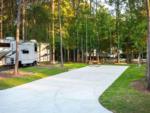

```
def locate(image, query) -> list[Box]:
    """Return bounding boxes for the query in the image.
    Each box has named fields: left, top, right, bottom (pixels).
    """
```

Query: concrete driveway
left=0, top=65, right=128, bottom=113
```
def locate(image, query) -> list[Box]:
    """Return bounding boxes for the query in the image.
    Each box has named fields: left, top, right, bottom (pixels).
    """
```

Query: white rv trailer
left=0, top=37, right=37, bottom=66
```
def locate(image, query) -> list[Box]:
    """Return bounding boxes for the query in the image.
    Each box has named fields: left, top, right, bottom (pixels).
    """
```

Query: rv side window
left=0, top=43, right=10, bottom=47
left=34, top=44, right=37, bottom=52
left=22, top=50, right=29, bottom=54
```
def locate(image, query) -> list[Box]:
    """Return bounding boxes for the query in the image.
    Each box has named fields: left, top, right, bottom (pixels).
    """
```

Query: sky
left=92, top=0, right=115, bottom=14
left=97, top=0, right=126, bottom=15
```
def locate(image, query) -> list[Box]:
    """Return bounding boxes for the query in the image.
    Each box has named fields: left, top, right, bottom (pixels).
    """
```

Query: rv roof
left=6, top=37, right=15, bottom=40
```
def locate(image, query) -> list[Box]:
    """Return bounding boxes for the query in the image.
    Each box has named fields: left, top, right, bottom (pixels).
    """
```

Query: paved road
left=0, top=65, right=128, bottom=113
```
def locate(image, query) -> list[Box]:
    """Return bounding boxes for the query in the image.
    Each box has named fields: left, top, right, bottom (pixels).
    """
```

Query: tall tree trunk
left=146, top=0, right=150, bottom=90
left=67, top=48, right=70, bottom=62
left=48, top=42, right=51, bottom=62
left=51, top=0, right=55, bottom=64
left=77, top=49, right=80, bottom=62
left=58, top=0, right=64, bottom=68
left=22, top=0, right=25, bottom=41
left=39, top=43, right=41, bottom=62
left=81, top=43, right=84, bottom=63
left=85, top=16, right=88, bottom=63
left=0, top=0, right=3, bottom=39
left=116, top=0, right=120, bottom=63
left=14, top=0, right=22, bottom=75
left=73, top=49, right=76, bottom=62
left=80, top=32, right=83, bottom=62
left=76, top=28, right=80, bottom=62
left=138, top=52, right=141, bottom=67
left=74, top=0, right=81, bottom=63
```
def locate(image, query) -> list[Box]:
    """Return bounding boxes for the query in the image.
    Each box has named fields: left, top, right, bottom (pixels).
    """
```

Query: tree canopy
left=0, top=0, right=147, bottom=63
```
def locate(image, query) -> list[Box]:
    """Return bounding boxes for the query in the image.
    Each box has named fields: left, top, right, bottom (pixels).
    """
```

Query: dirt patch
left=0, top=70, right=34, bottom=79
left=132, top=79, right=150, bottom=94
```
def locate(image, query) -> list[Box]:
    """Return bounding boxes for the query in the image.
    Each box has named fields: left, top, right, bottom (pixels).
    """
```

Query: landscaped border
left=99, top=64, right=150, bottom=113
left=0, top=63, right=87, bottom=90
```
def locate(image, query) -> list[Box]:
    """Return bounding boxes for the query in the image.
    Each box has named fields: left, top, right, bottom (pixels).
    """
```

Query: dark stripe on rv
left=0, top=43, right=10, bottom=47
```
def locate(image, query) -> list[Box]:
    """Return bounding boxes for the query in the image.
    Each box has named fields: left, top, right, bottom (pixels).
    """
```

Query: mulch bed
left=0, top=70, right=34, bottom=79
left=132, top=79, right=150, bottom=94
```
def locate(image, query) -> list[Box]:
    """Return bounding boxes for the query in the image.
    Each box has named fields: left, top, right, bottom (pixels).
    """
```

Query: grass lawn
left=100, top=65, right=150, bottom=113
left=64, top=62, right=88, bottom=69
left=0, top=63, right=87, bottom=90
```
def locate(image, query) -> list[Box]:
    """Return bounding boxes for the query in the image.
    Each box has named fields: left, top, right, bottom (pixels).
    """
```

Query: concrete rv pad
left=0, top=65, right=128, bottom=113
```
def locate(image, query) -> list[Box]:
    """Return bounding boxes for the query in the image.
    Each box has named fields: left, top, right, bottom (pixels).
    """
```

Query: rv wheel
left=33, top=61, right=37, bottom=66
